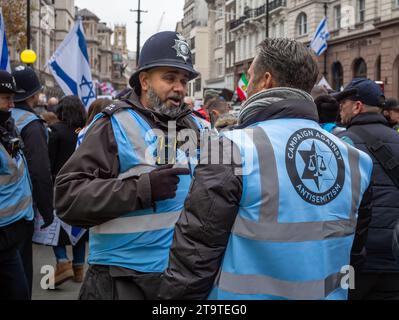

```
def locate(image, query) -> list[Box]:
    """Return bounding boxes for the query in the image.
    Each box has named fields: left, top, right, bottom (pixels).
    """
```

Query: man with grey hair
left=159, top=38, right=373, bottom=300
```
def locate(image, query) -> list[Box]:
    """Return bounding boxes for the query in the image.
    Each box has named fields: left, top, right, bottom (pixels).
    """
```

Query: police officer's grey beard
left=147, top=87, right=183, bottom=119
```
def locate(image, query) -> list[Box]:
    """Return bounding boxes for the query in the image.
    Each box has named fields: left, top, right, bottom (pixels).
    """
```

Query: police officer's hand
left=40, top=215, right=54, bottom=230
left=149, top=164, right=190, bottom=202
left=314, top=95, right=340, bottom=124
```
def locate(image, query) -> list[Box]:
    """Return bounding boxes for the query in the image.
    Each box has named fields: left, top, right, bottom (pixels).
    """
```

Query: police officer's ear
left=139, top=71, right=151, bottom=92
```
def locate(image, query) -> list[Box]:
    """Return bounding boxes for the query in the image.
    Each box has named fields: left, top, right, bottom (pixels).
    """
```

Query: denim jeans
left=53, top=240, right=86, bottom=266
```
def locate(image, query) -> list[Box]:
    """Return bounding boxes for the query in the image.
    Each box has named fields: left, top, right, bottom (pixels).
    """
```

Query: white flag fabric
left=48, top=18, right=96, bottom=108
left=0, top=9, right=11, bottom=73
left=310, top=17, right=330, bottom=56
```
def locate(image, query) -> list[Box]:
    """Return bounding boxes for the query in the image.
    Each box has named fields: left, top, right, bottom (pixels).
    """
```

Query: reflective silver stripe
left=0, top=149, right=25, bottom=185
left=216, top=271, right=345, bottom=299
left=347, top=146, right=361, bottom=219
left=251, top=127, right=279, bottom=223
left=114, top=110, right=155, bottom=165
left=232, top=215, right=356, bottom=242
left=15, top=111, right=33, bottom=129
left=118, top=165, right=155, bottom=180
left=0, top=196, right=32, bottom=218
left=91, top=211, right=181, bottom=234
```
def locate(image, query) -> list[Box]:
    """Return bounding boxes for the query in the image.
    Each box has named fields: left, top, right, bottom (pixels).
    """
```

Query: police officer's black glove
left=149, top=164, right=190, bottom=202
left=314, top=95, right=340, bottom=124
left=40, top=214, right=54, bottom=230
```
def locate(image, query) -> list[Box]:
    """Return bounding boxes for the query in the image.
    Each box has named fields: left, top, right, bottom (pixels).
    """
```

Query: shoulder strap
left=350, top=126, right=399, bottom=188
left=102, top=100, right=132, bottom=117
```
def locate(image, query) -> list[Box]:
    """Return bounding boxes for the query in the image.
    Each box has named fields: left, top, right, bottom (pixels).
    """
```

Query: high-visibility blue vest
left=208, top=119, right=373, bottom=300
left=89, top=109, right=200, bottom=272
left=11, top=107, right=40, bottom=135
left=0, top=142, right=34, bottom=228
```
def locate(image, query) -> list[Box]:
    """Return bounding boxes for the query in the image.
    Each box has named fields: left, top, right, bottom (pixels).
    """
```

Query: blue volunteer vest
left=11, top=107, right=40, bottom=135
left=208, top=119, right=373, bottom=300
left=0, top=143, right=34, bottom=228
left=89, top=109, right=199, bottom=272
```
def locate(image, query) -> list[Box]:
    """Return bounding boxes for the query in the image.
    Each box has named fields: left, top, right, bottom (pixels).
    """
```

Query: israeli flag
left=48, top=18, right=96, bottom=108
left=0, top=8, right=11, bottom=72
left=310, top=17, right=330, bottom=56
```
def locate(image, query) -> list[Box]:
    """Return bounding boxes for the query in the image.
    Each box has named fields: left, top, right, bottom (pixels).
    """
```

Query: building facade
left=183, top=0, right=209, bottom=100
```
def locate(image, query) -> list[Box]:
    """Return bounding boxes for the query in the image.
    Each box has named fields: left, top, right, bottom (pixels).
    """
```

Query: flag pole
left=323, top=2, right=328, bottom=77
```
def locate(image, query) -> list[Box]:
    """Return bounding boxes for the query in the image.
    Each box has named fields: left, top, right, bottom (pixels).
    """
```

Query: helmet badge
left=172, top=34, right=191, bottom=62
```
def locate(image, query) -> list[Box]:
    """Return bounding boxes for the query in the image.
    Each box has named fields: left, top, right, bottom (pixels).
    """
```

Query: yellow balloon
left=20, top=49, right=37, bottom=64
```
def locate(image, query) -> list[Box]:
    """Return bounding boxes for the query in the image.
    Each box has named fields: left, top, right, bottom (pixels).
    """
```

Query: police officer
left=159, top=38, right=373, bottom=300
left=382, top=98, right=399, bottom=132
left=55, top=31, right=206, bottom=300
left=11, top=66, right=54, bottom=297
left=0, top=70, right=34, bottom=300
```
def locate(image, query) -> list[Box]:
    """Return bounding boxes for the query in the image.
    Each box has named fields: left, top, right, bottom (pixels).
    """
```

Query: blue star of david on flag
left=310, top=17, right=330, bottom=56
left=47, top=17, right=96, bottom=109
left=80, top=76, right=96, bottom=106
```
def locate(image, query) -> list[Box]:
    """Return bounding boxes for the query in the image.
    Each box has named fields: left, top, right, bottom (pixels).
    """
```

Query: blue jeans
left=53, top=240, right=86, bottom=266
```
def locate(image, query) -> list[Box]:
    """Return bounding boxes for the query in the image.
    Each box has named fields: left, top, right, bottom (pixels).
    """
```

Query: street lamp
left=130, top=0, right=148, bottom=67
left=27, top=0, right=31, bottom=49
left=20, top=49, right=37, bottom=66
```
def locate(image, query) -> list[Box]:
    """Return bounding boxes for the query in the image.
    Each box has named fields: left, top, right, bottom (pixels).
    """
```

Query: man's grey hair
left=253, top=38, right=319, bottom=93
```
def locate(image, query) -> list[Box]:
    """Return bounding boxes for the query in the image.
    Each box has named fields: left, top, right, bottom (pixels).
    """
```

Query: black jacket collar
left=347, top=112, right=389, bottom=129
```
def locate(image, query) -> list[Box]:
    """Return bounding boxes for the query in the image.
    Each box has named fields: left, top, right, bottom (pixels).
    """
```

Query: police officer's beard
left=147, top=87, right=184, bottom=119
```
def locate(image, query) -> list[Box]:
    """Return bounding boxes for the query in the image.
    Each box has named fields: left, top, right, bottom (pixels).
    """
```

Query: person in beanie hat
left=0, top=70, right=34, bottom=300
left=10, top=66, right=54, bottom=297
left=55, top=31, right=207, bottom=300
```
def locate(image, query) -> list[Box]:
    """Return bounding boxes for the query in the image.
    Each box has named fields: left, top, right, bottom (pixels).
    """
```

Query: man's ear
left=139, top=72, right=150, bottom=91
left=353, top=101, right=363, bottom=115
left=258, top=72, right=275, bottom=90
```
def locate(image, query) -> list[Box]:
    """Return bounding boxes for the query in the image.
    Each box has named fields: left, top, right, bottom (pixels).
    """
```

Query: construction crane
left=156, top=11, right=166, bottom=32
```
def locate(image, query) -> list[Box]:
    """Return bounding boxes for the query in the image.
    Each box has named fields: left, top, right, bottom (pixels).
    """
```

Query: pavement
left=32, top=244, right=88, bottom=300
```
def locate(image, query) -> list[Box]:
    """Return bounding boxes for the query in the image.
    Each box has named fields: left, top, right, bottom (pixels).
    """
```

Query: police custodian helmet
left=0, top=70, right=17, bottom=94
left=129, top=31, right=199, bottom=90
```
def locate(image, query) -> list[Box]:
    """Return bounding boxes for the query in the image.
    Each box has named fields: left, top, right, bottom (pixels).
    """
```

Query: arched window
left=332, top=61, right=344, bottom=91
left=297, top=13, right=308, bottom=36
left=353, top=58, right=367, bottom=78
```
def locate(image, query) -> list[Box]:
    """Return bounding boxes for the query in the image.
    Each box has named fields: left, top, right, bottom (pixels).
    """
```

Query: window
left=216, top=30, right=223, bottom=47
left=353, top=58, right=367, bottom=78
left=332, top=62, right=344, bottom=91
left=217, top=58, right=223, bottom=76
left=216, top=6, right=223, bottom=19
left=357, top=0, right=365, bottom=23
left=279, top=21, right=285, bottom=37
left=334, top=5, right=341, bottom=29
left=297, top=13, right=308, bottom=36
left=195, top=78, right=201, bottom=92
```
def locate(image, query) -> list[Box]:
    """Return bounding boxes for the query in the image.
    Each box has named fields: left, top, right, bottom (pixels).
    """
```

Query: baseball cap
left=333, top=78, right=385, bottom=107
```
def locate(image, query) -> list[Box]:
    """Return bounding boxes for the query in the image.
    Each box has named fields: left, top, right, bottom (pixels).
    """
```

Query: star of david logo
left=299, top=141, right=335, bottom=191
left=79, top=76, right=96, bottom=106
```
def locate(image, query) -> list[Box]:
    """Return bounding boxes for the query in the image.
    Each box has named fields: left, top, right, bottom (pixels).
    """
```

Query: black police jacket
left=13, top=104, right=54, bottom=226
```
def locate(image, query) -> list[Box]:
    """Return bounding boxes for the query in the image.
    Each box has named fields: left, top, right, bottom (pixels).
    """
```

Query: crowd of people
left=1, top=30, right=399, bottom=300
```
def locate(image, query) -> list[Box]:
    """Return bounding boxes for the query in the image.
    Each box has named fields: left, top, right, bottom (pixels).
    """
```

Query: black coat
left=13, top=104, right=54, bottom=226
left=48, top=122, right=87, bottom=246
left=48, top=122, right=78, bottom=179
left=338, top=112, right=399, bottom=273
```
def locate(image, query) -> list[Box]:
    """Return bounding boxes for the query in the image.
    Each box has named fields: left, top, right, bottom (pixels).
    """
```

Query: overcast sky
left=74, top=0, right=185, bottom=51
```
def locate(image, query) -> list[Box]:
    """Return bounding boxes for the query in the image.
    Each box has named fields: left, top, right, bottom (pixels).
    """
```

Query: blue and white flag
left=48, top=18, right=96, bottom=108
left=0, top=8, right=11, bottom=72
left=310, top=17, right=330, bottom=56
